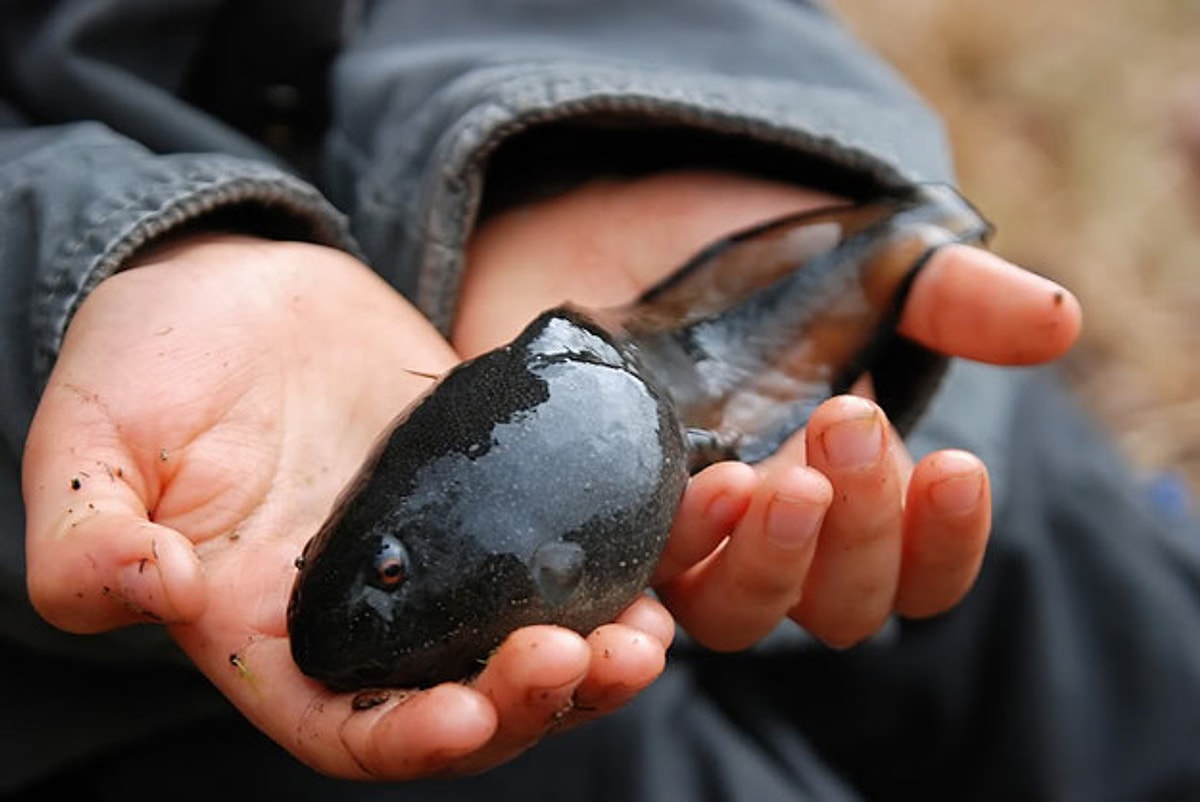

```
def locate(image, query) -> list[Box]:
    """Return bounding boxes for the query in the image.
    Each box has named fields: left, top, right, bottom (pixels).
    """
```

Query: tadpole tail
left=610, top=183, right=993, bottom=473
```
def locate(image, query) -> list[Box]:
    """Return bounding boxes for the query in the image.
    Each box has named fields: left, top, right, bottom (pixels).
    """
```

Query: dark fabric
left=9, top=371, right=1200, bottom=802
left=8, top=659, right=858, bottom=802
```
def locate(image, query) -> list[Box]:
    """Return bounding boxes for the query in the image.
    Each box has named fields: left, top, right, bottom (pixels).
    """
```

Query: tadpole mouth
left=290, top=625, right=488, bottom=691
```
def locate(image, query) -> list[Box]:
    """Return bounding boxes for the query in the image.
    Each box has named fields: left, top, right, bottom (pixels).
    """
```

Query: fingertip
left=573, top=623, right=667, bottom=714
left=905, top=245, right=1083, bottom=365
left=1002, top=265, right=1083, bottom=360
left=588, top=623, right=668, bottom=677
left=805, top=395, right=888, bottom=475
left=689, top=461, right=759, bottom=518
left=1045, top=284, right=1084, bottom=355
left=483, top=625, right=591, bottom=692
left=916, top=449, right=990, bottom=519
left=613, top=593, right=677, bottom=649
left=351, top=683, right=499, bottom=778
left=806, top=394, right=882, bottom=432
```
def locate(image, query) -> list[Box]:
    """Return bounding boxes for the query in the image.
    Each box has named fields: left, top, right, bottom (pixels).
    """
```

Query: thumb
left=23, top=427, right=206, bottom=635
left=26, top=509, right=206, bottom=633
left=28, top=513, right=206, bottom=633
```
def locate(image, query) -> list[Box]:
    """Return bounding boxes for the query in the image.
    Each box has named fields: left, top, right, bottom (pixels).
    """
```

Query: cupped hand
left=21, top=235, right=672, bottom=779
left=456, top=169, right=1082, bottom=651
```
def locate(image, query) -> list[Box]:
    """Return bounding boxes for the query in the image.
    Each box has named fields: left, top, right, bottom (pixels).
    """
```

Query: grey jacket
left=2, top=1, right=1198, bottom=799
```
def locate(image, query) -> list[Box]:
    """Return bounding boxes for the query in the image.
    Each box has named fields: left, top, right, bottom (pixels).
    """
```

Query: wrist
left=122, top=231, right=278, bottom=271
left=456, top=169, right=840, bottom=354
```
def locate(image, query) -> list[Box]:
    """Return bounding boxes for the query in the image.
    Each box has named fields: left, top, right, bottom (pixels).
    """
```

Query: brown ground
left=830, top=0, right=1200, bottom=495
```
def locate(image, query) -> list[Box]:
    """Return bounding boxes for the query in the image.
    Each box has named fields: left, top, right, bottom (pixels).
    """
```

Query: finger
left=337, top=683, right=497, bottom=780
left=894, top=449, right=992, bottom=618
left=23, top=434, right=205, bottom=631
left=790, top=395, right=905, bottom=648
left=652, top=460, right=757, bottom=585
left=565, top=621, right=669, bottom=728
left=612, top=593, right=677, bottom=650
left=449, top=626, right=590, bottom=773
left=26, top=513, right=205, bottom=632
left=658, top=464, right=832, bottom=651
left=184, top=634, right=498, bottom=781
left=900, top=245, right=1082, bottom=364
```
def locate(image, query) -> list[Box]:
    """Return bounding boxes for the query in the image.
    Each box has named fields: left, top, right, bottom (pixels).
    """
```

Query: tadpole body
left=287, top=184, right=992, bottom=691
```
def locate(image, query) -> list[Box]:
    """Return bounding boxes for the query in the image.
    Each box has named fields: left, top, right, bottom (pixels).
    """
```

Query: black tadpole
left=287, top=183, right=992, bottom=691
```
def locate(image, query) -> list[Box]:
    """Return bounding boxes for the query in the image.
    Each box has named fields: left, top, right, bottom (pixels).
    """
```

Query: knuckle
left=728, top=563, right=804, bottom=610
left=825, top=503, right=898, bottom=549
left=689, top=620, right=767, bottom=653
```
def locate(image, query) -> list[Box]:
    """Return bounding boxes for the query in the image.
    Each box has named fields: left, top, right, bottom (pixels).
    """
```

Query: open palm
left=22, top=236, right=672, bottom=779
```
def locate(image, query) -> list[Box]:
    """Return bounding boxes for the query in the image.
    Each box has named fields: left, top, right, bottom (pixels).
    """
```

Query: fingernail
left=766, top=493, right=824, bottom=551
left=705, top=492, right=747, bottom=531
left=820, top=405, right=884, bottom=471
left=929, top=471, right=984, bottom=516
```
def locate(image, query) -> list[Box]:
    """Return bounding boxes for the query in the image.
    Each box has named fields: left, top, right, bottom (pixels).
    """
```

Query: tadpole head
left=287, top=515, right=425, bottom=690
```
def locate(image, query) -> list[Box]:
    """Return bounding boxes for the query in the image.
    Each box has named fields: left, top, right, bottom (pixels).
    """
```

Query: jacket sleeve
left=0, top=0, right=360, bottom=423
left=0, top=121, right=361, bottom=655
left=321, top=0, right=957, bottom=333
left=0, top=0, right=359, bottom=657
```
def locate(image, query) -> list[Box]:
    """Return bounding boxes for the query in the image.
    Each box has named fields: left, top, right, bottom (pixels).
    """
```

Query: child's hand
left=22, top=235, right=673, bottom=779
left=456, top=169, right=1081, bottom=652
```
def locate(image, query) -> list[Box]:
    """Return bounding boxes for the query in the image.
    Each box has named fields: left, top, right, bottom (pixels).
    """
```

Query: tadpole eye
left=371, top=534, right=410, bottom=589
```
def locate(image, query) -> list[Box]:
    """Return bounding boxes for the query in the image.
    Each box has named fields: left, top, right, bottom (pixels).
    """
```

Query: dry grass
left=830, top=0, right=1200, bottom=493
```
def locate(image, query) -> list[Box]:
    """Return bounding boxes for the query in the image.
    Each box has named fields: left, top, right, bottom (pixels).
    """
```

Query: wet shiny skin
left=287, top=184, right=992, bottom=690
left=288, top=311, right=688, bottom=690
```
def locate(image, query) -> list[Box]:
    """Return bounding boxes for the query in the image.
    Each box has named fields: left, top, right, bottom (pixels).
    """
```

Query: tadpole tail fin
left=618, top=184, right=992, bottom=473
left=625, top=198, right=887, bottom=333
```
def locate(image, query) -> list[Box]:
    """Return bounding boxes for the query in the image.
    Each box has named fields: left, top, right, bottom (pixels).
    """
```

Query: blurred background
left=830, top=0, right=1200, bottom=507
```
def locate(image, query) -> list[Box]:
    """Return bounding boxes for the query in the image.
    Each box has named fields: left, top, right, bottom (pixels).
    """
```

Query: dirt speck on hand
left=351, top=689, right=399, bottom=711
left=230, top=652, right=254, bottom=682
